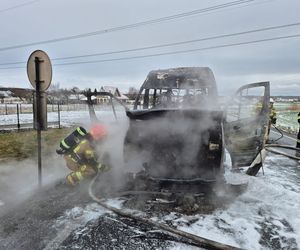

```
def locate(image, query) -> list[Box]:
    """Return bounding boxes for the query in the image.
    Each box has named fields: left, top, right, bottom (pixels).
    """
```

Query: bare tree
left=71, top=86, right=81, bottom=101
left=127, top=87, right=139, bottom=100
left=60, top=88, right=72, bottom=104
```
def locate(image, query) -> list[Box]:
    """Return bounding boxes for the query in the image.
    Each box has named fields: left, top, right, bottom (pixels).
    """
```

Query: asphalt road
left=0, top=181, right=91, bottom=250
left=0, top=177, right=194, bottom=250
left=269, top=127, right=299, bottom=157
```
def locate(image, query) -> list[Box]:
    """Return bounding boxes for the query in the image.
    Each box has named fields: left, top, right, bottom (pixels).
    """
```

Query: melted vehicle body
left=123, top=67, right=270, bottom=182
left=124, top=67, right=224, bottom=182
left=84, top=68, right=270, bottom=188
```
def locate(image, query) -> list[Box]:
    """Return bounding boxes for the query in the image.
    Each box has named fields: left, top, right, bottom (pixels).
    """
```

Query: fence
left=0, top=104, right=64, bottom=131
left=0, top=102, right=127, bottom=131
left=2, top=102, right=298, bottom=132
left=274, top=102, right=300, bottom=112
left=0, top=103, right=90, bottom=115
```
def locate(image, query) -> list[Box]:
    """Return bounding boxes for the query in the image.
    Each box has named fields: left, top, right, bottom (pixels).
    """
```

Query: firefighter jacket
left=270, top=106, right=277, bottom=124
left=254, top=102, right=263, bottom=115
left=64, top=139, right=99, bottom=177
left=297, top=112, right=300, bottom=148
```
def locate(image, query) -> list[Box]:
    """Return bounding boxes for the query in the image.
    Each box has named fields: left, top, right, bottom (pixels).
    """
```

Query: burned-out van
left=124, top=67, right=223, bottom=182
left=83, top=66, right=269, bottom=185
left=123, top=67, right=270, bottom=183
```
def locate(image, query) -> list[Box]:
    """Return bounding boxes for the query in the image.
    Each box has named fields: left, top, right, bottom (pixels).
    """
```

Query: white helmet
left=270, top=98, right=274, bottom=103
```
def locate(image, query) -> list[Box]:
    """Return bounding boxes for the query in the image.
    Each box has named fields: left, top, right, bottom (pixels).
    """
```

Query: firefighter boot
left=66, top=171, right=83, bottom=186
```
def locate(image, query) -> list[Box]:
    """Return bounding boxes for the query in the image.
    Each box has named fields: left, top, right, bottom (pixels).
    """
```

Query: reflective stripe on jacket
left=270, top=107, right=277, bottom=120
left=64, top=139, right=98, bottom=172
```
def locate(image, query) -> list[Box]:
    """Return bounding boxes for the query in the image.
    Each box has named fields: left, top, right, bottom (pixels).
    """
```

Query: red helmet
left=90, top=124, right=107, bottom=140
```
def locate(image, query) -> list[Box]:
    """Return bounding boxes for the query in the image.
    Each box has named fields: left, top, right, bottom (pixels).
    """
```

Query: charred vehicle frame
left=85, top=67, right=270, bottom=192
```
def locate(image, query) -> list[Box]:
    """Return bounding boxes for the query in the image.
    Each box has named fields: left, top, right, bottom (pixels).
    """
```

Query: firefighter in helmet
left=267, top=98, right=277, bottom=138
left=253, top=97, right=263, bottom=116
left=56, top=124, right=110, bottom=186
left=296, top=111, right=300, bottom=157
left=253, top=97, right=277, bottom=142
left=269, top=98, right=277, bottom=125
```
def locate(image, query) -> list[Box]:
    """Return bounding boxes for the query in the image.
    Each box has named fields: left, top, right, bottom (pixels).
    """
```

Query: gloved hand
left=87, top=158, right=99, bottom=167
left=66, top=173, right=78, bottom=186
left=56, top=148, right=65, bottom=155
left=97, top=163, right=111, bottom=173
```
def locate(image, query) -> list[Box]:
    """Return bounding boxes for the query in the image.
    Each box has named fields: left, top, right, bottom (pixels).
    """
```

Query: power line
left=53, top=34, right=300, bottom=65
left=1, top=21, right=300, bottom=66
left=0, top=0, right=255, bottom=52
left=0, top=0, right=41, bottom=14
left=1, top=33, right=300, bottom=70
left=50, top=22, right=300, bottom=60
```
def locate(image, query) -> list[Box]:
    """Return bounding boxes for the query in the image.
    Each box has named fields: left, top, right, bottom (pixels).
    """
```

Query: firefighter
left=56, top=124, right=110, bottom=186
left=253, top=98, right=277, bottom=122
left=297, top=112, right=300, bottom=156
left=269, top=98, right=277, bottom=125
left=254, top=99, right=263, bottom=116
left=267, top=98, right=277, bottom=138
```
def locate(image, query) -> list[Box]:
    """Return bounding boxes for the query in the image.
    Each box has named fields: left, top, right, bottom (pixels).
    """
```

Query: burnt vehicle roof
left=141, top=67, right=217, bottom=96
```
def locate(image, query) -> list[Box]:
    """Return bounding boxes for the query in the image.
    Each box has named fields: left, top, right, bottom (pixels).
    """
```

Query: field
left=275, top=102, right=300, bottom=134
left=0, top=128, right=73, bottom=162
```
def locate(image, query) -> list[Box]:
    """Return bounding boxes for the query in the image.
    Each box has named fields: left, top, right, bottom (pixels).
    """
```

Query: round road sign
left=27, top=50, right=52, bottom=91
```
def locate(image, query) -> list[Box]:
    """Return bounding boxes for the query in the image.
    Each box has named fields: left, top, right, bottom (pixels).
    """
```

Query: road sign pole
left=35, top=56, right=42, bottom=187
left=27, top=50, right=52, bottom=187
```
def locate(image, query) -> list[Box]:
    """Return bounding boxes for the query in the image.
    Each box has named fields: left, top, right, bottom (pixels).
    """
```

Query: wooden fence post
left=17, top=104, right=20, bottom=130
left=58, top=103, right=61, bottom=129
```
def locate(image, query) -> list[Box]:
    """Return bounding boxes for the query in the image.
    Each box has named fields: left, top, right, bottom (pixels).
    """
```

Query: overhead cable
left=52, top=34, right=300, bottom=66
left=1, top=33, right=300, bottom=70
left=0, top=0, right=255, bottom=52
left=1, top=21, right=300, bottom=66
left=0, top=0, right=41, bottom=14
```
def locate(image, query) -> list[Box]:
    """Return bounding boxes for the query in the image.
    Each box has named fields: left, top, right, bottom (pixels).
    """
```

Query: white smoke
left=0, top=154, right=68, bottom=211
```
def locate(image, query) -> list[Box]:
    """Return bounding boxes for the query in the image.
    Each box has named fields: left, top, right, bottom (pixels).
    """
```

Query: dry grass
left=0, top=128, right=73, bottom=161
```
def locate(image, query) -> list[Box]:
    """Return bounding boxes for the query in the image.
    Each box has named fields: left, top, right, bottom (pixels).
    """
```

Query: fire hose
left=88, top=173, right=241, bottom=250
left=265, top=125, right=300, bottom=161
left=265, top=144, right=300, bottom=161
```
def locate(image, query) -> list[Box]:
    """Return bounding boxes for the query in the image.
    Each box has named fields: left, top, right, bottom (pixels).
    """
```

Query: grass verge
left=0, top=128, right=73, bottom=162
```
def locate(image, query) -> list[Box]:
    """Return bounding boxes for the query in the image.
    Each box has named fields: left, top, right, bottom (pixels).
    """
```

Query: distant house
left=0, top=87, right=33, bottom=104
left=68, top=94, right=88, bottom=103
left=274, top=96, right=300, bottom=102
left=79, top=95, right=96, bottom=102
left=98, top=86, right=129, bottom=103
left=0, top=90, right=10, bottom=103
left=0, top=90, right=24, bottom=104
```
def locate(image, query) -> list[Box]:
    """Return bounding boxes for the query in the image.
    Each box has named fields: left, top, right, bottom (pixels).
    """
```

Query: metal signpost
left=27, top=50, right=52, bottom=187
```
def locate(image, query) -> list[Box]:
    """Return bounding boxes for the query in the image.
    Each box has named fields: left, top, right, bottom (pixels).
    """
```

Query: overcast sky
left=0, top=0, right=300, bottom=95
